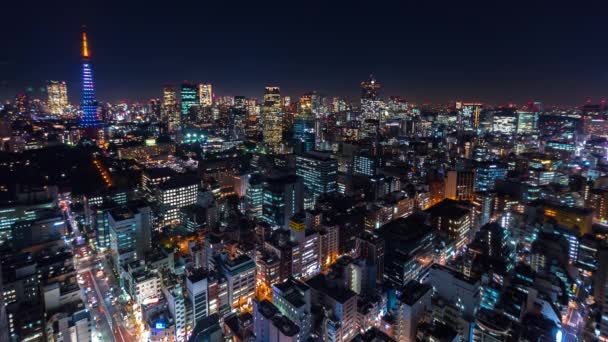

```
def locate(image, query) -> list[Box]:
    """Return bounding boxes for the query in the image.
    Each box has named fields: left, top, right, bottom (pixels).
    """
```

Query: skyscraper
left=361, top=75, right=381, bottom=120
left=46, top=81, right=68, bottom=116
left=79, top=31, right=102, bottom=133
left=295, top=152, right=338, bottom=208
left=181, top=81, right=198, bottom=117
left=262, top=86, right=283, bottom=150
left=294, top=94, right=315, bottom=152
left=163, top=85, right=179, bottom=131
left=15, top=93, right=28, bottom=114
left=198, top=83, right=213, bottom=107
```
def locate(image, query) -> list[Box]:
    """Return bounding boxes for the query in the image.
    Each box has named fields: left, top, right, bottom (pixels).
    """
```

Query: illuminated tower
left=163, top=85, right=179, bottom=131
left=294, top=93, right=315, bottom=152
left=262, top=86, right=283, bottom=150
left=46, top=81, right=68, bottom=116
left=180, top=81, right=198, bottom=117
left=79, top=31, right=101, bottom=133
left=360, top=75, right=381, bottom=120
left=15, top=93, right=28, bottom=114
left=198, top=83, right=213, bottom=107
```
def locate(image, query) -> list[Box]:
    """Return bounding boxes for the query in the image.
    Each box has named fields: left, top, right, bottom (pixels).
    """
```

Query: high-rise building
left=79, top=31, right=102, bottom=133
left=219, top=255, right=256, bottom=310
left=474, top=163, right=507, bottom=192
left=296, top=152, right=338, bottom=209
left=516, top=110, right=538, bottom=134
left=456, top=102, right=483, bottom=130
left=154, top=176, right=199, bottom=227
left=198, top=83, right=213, bottom=107
left=108, top=205, right=152, bottom=267
left=445, top=170, right=475, bottom=201
left=15, top=93, right=28, bottom=114
left=163, top=85, right=179, bottom=131
left=353, top=151, right=379, bottom=177
left=246, top=174, right=264, bottom=218
left=294, top=94, right=316, bottom=152
left=394, top=281, right=433, bottom=342
left=425, top=199, right=472, bottom=250
left=187, top=271, right=209, bottom=324
left=46, top=81, right=68, bottom=116
left=361, top=75, right=381, bottom=120
left=473, top=191, right=495, bottom=227
left=272, top=279, right=312, bottom=340
left=181, top=82, right=198, bottom=117
left=262, top=86, right=283, bottom=150
left=262, top=175, right=304, bottom=229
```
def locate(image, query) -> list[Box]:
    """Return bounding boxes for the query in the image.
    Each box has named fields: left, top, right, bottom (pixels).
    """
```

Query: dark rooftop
left=398, top=280, right=432, bottom=306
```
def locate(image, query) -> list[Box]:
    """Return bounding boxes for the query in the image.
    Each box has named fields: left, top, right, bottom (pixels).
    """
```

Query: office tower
left=0, top=196, right=55, bottom=246
left=198, top=83, right=213, bottom=107
left=288, top=214, right=320, bottom=278
left=181, top=81, right=198, bottom=116
left=361, top=75, right=381, bottom=120
left=163, top=85, right=179, bottom=130
left=318, top=224, right=340, bottom=270
left=262, top=86, right=283, bottom=150
left=149, top=97, right=162, bottom=118
left=91, top=204, right=115, bottom=251
left=492, top=111, right=517, bottom=134
left=353, top=151, right=379, bottom=177
left=187, top=271, right=210, bottom=324
left=394, top=281, right=433, bottom=342
left=355, top=231, right=385, bottom=284
left=46, top=80, right=68, bottom=116
left=154, top=176, right=199, bottom=226
left=516, top=110, right=538, bottom=134
left=15, top=93, right=28, bottom=114
left=474, top=162, right=507, bottom=192
left=108, top=205, right=151, bottom=266
left=272, top=279, right=312, bottom=340
left=378, top=216, right=435, bottom=287
left=456, top=102, right=483, bottom=130
left=428, top=264, right=480, bottom=319
left=255, top=250, right=281, bottom=300
left=471, top=222, right=512, bottom=261
left=246, top=174, right=264, bottom=218
left=164, top=286, right=187, bottom=342
left=296, top=152, right=338, bottom=209
left=254, top=300, right=301, bottom=342
left=587, top=188, right=608, bottom=224
left=473, top=191, right=495, bottom=226
left=445, top=170, right=475, bottom=201
left=219, top=255, right=256, bottom=310
left=79, top=31, right=102, bottom=134
left=425, top=199, right=472, bottom=250
left=264, top=229, right=302, bottom=281
left=262, top=175, right=304, bottom=229
left=306, top=274, right=358, bottom=342
left=294, top=94, right=316, bottom=152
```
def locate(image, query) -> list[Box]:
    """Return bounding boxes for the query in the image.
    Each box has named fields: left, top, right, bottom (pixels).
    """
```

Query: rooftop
left=306, top=273, right=357, bottom=304
left=424, top=199, right=470, bottom=219
left=398, top=280, right=432, bottom=306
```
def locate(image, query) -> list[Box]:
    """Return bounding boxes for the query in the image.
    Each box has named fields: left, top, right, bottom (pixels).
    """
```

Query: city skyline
left=3, top=2, right=608, bottom=105
left=2, top=3, right=608, bottom=341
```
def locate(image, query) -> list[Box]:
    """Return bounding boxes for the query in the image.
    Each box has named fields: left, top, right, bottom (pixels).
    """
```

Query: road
left=66, top=197, right=138, bottom=342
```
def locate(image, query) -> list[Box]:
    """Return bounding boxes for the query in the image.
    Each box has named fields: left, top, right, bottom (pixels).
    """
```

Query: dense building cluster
left=2, top=32, right=608, bottom=342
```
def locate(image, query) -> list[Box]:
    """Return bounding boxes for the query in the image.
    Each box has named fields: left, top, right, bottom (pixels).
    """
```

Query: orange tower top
left=82, top=31, right=89, bottom=58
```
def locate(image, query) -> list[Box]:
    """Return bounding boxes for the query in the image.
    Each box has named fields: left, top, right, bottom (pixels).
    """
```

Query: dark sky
left=2, top=1, right=608, bottom=105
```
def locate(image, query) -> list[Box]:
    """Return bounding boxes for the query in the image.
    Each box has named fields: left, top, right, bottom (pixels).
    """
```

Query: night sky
left=2, top=2, right=608, bottom=105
